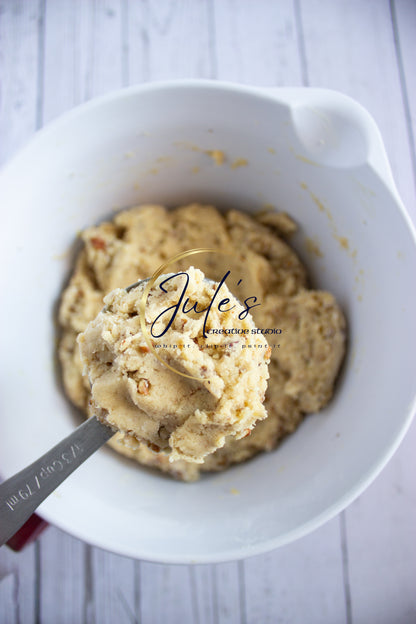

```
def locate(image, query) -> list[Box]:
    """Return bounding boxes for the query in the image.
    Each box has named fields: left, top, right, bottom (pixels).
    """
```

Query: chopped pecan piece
left=137, top=378, right=150, bottom=395
left=90, top=236, right=106, bottom=250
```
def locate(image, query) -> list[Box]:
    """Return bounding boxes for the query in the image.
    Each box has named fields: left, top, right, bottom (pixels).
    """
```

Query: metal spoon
left=0, top=271, right=221, bottom=547
left=0, top=415, right=115, bottom=547
left=0, top=278, right=150, bottom=547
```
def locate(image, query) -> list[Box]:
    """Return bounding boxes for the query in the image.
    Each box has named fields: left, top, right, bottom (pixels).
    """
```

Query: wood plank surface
left=1, top=1, right=415, bottom=623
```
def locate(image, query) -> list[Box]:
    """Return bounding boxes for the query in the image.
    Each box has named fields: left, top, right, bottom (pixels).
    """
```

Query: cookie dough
left=58, top=203, right=346, bottom=480
left=77, top=267, right=270, bottom=463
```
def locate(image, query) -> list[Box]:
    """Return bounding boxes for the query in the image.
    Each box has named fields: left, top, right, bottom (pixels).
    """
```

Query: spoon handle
left=0, top=417, right=114, bottom=547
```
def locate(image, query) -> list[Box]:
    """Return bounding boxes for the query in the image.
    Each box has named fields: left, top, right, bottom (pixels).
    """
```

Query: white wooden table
left=1, top=1, right=415, bottom=622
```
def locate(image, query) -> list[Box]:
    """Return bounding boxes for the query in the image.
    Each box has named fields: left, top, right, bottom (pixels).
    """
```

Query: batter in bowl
left=77, top=267, right=270, bottom=464
left=59, top=204, right=346, bottom=480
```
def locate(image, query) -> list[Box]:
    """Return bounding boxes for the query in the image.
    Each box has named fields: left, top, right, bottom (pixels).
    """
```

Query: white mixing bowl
left=1, top=81, right=416, bottom=563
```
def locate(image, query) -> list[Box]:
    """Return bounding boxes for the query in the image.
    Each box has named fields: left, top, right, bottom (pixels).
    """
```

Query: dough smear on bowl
left=58, top=203, right=346, bottom=481
left=77, top=267, right=270, bottom=464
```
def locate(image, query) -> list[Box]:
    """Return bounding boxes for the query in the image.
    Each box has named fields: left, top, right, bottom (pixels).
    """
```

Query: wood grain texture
left=37, top=529, right=87, bottom=624
left=213, top=0, right=303, bottom=86
left=127, top=0, right=214, bottom=82
left=89, top=547, right=137, bottom=624
left=0, top=0, right=40, bottom=163
left=243, top=517, right=347, bottom=624
left=394, top=0, right=416, bottom=207
left=0, top=542, right=36, bottom=624
left=1, top=1, right=415, bottom=622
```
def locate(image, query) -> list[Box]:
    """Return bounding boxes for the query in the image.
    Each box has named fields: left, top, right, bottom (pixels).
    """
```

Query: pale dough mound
left=58, top=203, right=346, bottom=480
left=77, top=267, right=270, bottom=464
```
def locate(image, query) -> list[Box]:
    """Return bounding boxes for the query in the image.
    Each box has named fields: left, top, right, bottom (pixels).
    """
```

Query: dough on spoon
left=78, top=266, right=270, bottom=464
